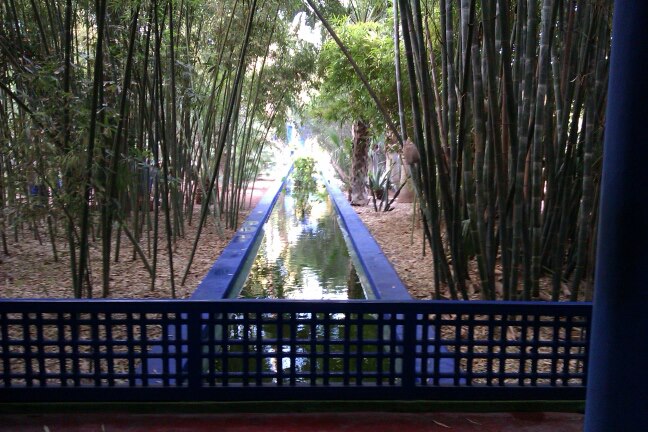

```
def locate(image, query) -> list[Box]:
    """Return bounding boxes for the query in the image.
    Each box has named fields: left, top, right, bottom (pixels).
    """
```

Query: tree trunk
left=397, top=176, right=415, bottom=203
left=350, top=119, right=369, bottom=206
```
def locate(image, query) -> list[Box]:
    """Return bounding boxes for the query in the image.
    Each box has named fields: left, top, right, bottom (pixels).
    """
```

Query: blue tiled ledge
left=190, top=167, right=292, bottom=300
left=324, top=179, right=411, bottom=300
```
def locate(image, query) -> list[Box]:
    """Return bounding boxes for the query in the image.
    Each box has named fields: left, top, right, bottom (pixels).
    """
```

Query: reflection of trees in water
left=292, top=157, right=318, bottom=219
left=224, top=310, right=378, bottom=383
left=230, top=179, right=370, bottom=380
left=346, top=263, right=364, bottom=299
left=241, top=189, right=362, bottom=299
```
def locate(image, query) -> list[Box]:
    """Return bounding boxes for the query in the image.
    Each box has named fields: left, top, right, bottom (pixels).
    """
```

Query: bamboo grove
left=0, top=0, right=315, bottom=298
left=393, top=0, right=611, bottom=301
left=1, top=0, right=612, bottom=303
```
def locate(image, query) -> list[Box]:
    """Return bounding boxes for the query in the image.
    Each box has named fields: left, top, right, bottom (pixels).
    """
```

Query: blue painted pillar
left=584, top=2, right=648, bottom=431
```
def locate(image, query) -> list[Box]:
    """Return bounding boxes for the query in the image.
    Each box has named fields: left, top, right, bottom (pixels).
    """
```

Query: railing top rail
left=0, top=298, right=593, bottom=314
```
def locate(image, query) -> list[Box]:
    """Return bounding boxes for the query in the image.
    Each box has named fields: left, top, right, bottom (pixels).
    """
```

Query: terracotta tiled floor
left=0, top=412, right=584, bottom=431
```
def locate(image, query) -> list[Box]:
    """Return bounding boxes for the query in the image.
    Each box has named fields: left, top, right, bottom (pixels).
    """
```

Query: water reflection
left=217, top=178, right=377, bottom=384
left=240, top=180, right=363, bottom=300
left=214, top=311, right=385, bottom=385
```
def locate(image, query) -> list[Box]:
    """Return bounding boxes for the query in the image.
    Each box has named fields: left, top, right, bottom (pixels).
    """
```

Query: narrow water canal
left=218, top=174, right=381, bottom=384
left=240, top=178, right=365, bottom=300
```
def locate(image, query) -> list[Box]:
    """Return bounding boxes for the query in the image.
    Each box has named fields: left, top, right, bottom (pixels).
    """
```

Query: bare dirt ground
left=0, top=179, right=274, bottom=299
left=354, top=200, right=579, bottom=302
left=0, top=179, right=570, bottom=302
left=0, top=180, right=439, bottom=301
left=353, top=201, right=441, bottom=299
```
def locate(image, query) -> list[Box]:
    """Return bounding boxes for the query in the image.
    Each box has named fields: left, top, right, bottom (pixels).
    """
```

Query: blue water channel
left=240, top=179, right=365, bottom=300
left=219, top=175, right=381, bottom=383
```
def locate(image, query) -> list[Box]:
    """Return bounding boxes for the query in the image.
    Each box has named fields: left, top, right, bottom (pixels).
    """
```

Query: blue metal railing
left=0, top=299, right=591, bottom=402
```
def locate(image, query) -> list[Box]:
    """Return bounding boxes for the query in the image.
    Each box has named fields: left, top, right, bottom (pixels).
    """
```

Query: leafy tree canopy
left=312, top=18, right=399, bottom=135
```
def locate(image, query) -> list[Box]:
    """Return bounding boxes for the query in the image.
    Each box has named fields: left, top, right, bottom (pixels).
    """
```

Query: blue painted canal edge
left=190, top=167, right=292, bottom=300
left=323, top=178, right=410, bottom=300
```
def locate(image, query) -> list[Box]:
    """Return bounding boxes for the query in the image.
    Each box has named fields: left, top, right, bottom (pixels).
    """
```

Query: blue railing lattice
left=0, top=299, right=591, bottom=402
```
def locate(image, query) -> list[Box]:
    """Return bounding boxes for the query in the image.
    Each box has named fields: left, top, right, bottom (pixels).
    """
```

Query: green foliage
left=254, top=39, right=318, bottom=137
left=292, top=157, right=318, bottom=218
left=313, top=19, right=400, bottom=132
left=368, top=164, right=390, bottom=196
left=329, top=132, right=353, bottom=178
left=0, top=0, right=318, bottom=296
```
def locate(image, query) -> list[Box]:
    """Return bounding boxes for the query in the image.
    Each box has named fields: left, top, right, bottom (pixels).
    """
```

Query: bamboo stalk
left=77, top=0, right=107, bottom=298
left=529, top=0, right=554, bottom=298
left=102, top=2, right=141, bottom=297
left=181, top=0, right=258, bottom=286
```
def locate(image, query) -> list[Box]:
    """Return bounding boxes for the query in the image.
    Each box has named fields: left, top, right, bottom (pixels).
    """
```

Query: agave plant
left=368, top=164, right=393, bottom=212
